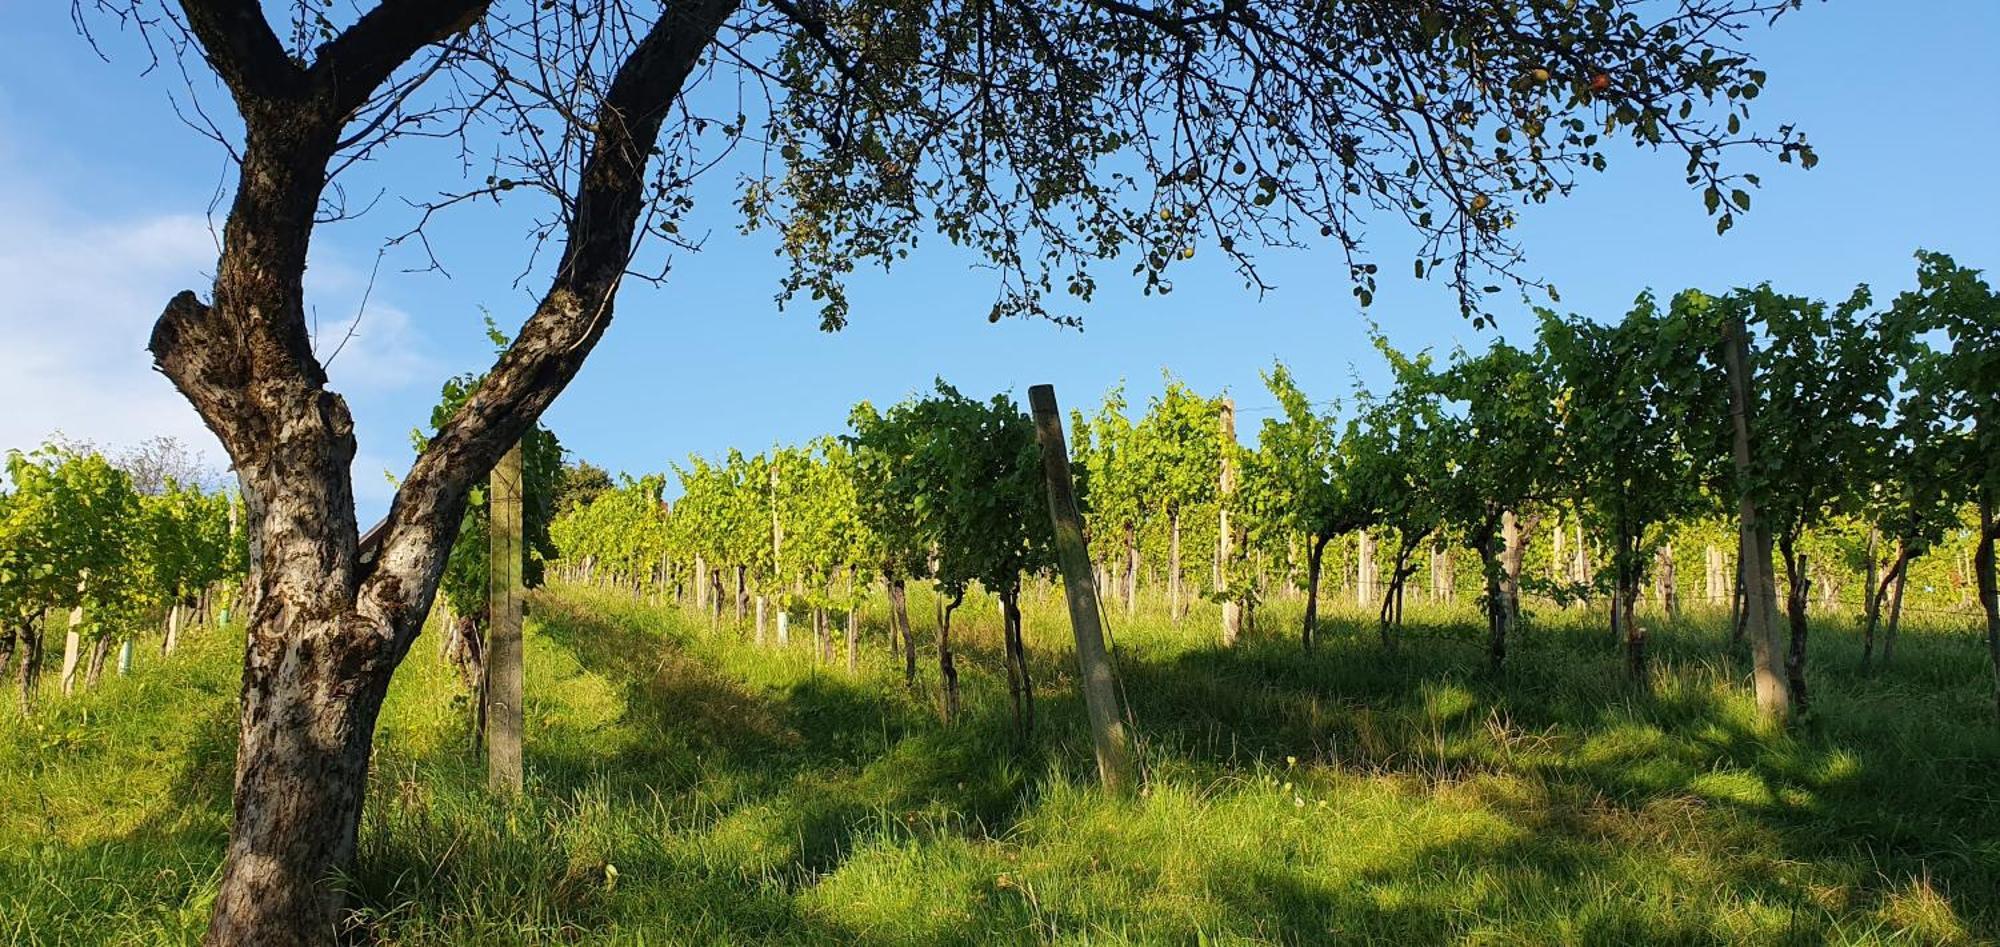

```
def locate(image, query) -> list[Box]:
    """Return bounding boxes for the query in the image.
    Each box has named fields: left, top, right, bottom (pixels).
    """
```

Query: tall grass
left=3, top=581, right=1995, bottom=945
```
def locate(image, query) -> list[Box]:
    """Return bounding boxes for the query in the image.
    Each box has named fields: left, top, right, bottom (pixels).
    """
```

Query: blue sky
left=3, top=3, right=1996, bottom=522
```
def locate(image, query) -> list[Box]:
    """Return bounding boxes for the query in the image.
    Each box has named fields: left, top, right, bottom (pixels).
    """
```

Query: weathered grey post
left=487, top=441, right=525, bottom=793
left=1028, top=384, right=1136, bottom=795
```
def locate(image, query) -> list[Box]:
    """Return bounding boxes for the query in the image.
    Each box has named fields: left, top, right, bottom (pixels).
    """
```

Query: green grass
left=4, top=582, right=1998, bottom=945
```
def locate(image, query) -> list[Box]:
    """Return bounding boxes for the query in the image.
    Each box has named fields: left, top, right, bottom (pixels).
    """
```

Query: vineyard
left=10, top=255, right=2000, bottom=943
left=10, top=0, right=2000, bottom=943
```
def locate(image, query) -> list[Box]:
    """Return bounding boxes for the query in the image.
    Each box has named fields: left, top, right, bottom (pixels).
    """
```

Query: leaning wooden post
left=1028, top=384, right=1137, bottom=796
left=487, top=440, right=526, bottom=794
left=1723, top=312, right=1788, bottom=725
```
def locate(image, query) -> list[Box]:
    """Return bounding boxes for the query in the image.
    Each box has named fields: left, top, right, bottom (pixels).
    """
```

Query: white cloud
left=0, top=188, right=220, bottom=457
left=0, top=165, right=437, bottom=468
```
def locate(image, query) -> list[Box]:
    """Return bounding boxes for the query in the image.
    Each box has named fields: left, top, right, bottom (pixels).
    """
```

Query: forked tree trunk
left=1862, top=541, right=1911, bottom=672
left=999, top=587, right=1034, bottom=740
left=143, top=4, right=742, bottom=941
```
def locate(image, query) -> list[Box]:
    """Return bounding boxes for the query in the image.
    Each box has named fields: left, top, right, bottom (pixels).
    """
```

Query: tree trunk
left=1302, top=534, right=1328, bottom=650
left=1863, top=542, right=1911, bottom=672
left=1621, top=577, right=1644, bottom=684
left=1485, top=553, right=1508, bottom=673
left=1883, top=558, right=1909, bottom=667
left=888, top=577, right=916, bottom=685
left=937, top=594, right=961, bottom=721
left=0, top=623, right=12, bottom=678
left=814, top=606, right=831, bottom=664
left=1000, top=588, right=1034, bottom=740
left=85, top=633, right=113, bottom=689
left=14, top=619, right=41, bottom=714
left=1780, top=538, right=1811, bottom=715
left=207, top=632, right=401, bottom=946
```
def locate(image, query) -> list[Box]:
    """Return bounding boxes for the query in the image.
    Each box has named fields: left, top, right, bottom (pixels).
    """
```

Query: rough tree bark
left=147, top=3, right=741, bottom=942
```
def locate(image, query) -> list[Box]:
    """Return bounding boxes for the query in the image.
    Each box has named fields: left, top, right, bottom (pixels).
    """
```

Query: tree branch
left=312, top=0, right=492, bottom=117
left=361, top=0, right=742, bottom=630
left=176, top=0, right=299, bottom=101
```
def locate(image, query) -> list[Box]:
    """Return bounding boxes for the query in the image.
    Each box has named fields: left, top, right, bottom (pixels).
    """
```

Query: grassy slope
left=3, top=583, right=1997, bottom=946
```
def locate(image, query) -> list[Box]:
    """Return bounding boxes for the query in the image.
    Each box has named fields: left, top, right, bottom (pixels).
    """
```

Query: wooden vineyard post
left=1219, top=398, right=1243, bottom=646
left=487, top=440, right=526, bottom=794
left=1028, top=384, right=1137, bottom=796
left=1723, top=312, right=1788, bottom=725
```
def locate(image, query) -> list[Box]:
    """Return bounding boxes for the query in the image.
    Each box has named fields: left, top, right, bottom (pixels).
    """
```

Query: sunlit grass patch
left=4, top=583, right=1997, bottom=944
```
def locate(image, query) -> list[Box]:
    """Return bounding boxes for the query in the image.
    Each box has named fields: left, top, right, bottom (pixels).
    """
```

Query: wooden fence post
left=1028, top=384, right=1136, bottom=796
left=487, top=441, right=526, bottom=794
